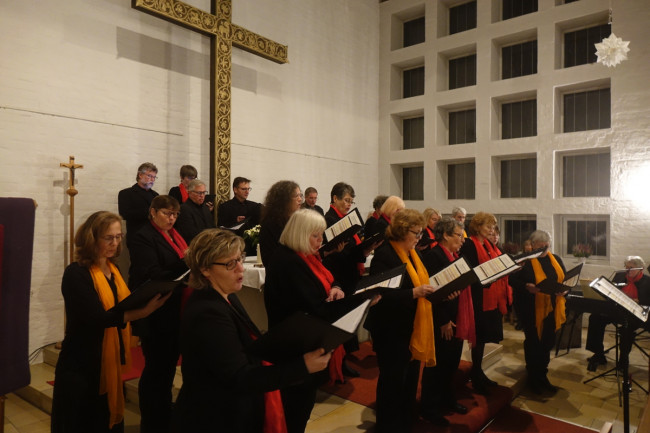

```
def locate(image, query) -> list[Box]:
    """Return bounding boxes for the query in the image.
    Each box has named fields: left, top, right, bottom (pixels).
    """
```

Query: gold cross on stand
left=60, top=156, right=83, bottom=264
left=132, top=0, right=288, bottom=210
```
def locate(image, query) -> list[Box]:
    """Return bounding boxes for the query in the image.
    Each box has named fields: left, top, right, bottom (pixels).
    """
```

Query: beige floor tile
left=306, top=401, right=375, bottom=433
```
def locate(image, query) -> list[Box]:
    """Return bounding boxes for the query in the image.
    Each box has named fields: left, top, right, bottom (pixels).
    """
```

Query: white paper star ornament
left=595, top=33, right=630, bottom=67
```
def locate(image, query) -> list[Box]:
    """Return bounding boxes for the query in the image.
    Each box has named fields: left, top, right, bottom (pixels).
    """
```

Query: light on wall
left=621, top=161, right=650, bottom=212
left=595, top=8, right=630, bottom=68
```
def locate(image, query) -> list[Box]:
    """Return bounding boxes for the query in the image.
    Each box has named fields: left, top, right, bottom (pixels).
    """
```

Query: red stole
left=380, top=213, right=391, bottom=225
left=425, top=227, right=437, bottom=249
left=296, top=252, right=346, bottom=384
left=150, top=221, right=188, bottom=259
left=623, top=271, right=643, bottom=300
left=470, top=236, right=511, bottom=314
left=178, top=183, right=189, bottom=203
left=329, top=205, right=365, bottom=275
left=440, top=245, right=476, bottom=347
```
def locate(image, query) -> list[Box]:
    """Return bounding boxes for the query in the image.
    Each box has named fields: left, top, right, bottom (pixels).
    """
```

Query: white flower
left=595, top=33, right=630, bottom=68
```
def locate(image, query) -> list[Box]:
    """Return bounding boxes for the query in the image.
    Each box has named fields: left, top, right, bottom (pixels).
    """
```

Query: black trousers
left=420, top=334, right=463, bottom=415
left=280, top=378, right=318, bottom=433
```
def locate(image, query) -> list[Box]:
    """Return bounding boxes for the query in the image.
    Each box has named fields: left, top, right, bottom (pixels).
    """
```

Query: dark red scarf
left=297, top=251, right=345, bottom=384
left=425, top=227, right=437, bottom=249
left=470, top=236, right=511, bottom=314
left=329, top=205, right=365, bottom=275
left=623, top=271, right=643, bottom=300
left=150, top=220, right=188, bottom=259
left=440, top=245, right=475, bottom=346
left=178, top=183, right=189, bottom=203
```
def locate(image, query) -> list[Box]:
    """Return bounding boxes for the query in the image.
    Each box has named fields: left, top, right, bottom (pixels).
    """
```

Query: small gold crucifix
left=132, top=0, right=288, bottom=207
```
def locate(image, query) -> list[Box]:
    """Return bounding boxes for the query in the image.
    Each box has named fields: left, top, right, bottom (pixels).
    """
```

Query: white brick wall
left=0, top=0, right=380, bottom=357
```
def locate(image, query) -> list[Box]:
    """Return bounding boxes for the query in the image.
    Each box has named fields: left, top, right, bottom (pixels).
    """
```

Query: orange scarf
left=531, top=255, right=566, bottom=339
left=89, top=262, right=132, bottom=429
left=390, top=241, right=436, bottom=366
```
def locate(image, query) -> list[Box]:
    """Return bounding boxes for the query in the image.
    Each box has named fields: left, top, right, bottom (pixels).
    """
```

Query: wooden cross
left=132, top=0, right=288, bottom=207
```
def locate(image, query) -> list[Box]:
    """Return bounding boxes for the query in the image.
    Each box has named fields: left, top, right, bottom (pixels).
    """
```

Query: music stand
left=586, top=276, right=650, bottom=433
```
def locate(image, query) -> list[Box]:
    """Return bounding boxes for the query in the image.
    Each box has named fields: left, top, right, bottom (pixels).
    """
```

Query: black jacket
left=117, top=184, right=158, bottom=248
left=175, top=200, right=215, bottom=243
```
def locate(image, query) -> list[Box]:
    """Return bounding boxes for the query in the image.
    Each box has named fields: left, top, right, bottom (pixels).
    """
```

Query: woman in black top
left=258, top=180, right=302, bottom=268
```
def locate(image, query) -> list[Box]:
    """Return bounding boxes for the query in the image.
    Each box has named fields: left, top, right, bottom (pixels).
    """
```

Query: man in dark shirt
left=300, top=186, right=324, bottom=215
left=118, top=162, right=159, bottom=250
left=216, top=176, right=261, bottom=229
left=175, top=179, right=216, bottom=243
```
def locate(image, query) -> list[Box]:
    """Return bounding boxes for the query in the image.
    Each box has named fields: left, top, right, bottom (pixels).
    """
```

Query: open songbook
left=536, top=263, right=583, bottom=295
left=249, top=300, right=372, bottom=363
left=354, top=264, right=406, bottom=295
left=220, top=217, right=250, bottom=232
left=320, top=208, right=363, bottom=251
left=511, top=246, right=547, bottom=264
left=589, top=276, right=650, bottom=322
left=427, top=257, right=478, bottom=304
left=116, top=269, right=190, bottom=312
left=473, top=254, right=521, bottom=285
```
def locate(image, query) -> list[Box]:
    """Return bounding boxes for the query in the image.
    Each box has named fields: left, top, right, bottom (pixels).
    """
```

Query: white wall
left=0, top=0, right=379, bottom=356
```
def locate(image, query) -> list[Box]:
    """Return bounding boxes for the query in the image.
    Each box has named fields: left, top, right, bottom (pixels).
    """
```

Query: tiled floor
left=3, top=323, right=649, bottom=432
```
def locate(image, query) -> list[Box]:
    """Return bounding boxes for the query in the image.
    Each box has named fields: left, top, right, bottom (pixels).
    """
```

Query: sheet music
left=429, top=257, right=471, bottom=289
left=332, top=299, right=371, bottom=333
left=590, top=277, right=649, bottom=322
left=474, top=254, right=517, bottom=285
left=174, top=269, right=191, bottom=282
left=354, top=275, right=402, bottom=294
left=324, top=209, right=362, bottom=241
left=512, top=246, right=547, bottom=264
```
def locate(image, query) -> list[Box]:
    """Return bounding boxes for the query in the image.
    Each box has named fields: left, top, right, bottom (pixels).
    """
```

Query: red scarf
left=623, top=271, right=643, bottom=300
left=440, top=245, right=476, bottom=347
left=371, top=211, right=380, bottom=220
left=425, top=227, right=437, bottom=249
left=381, top=213, right=391, bottom=225
left=470, top=236, right=511, bottom=314
left=296, top=251, right=346, bottom=384
left=150, top=221, right=188, bottom=259
left=178, top=183, right=189, bottom=203
left=329, top=205, right=365, bottom=275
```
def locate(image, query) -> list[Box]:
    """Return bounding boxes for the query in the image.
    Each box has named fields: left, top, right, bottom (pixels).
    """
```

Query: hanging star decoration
left=595, top=33, right=630, bottom=68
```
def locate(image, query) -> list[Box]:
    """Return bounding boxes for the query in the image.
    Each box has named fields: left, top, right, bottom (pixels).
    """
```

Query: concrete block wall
left=0, top=0, right=380, bottom=357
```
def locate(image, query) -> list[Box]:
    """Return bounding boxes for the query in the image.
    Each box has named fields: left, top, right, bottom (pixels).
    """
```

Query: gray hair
left=625, top=256, right=645, bottom=269
left=529, top=230, right=551, bottom=245
left=433, top=217, right=464, bottom=243
left=280, top=209, right=327, bottom=254
left=188, top=179, right=206, bottom=191
left=136, top=162, right=158, bottom=181
left=452, top=206, right=466, bottom=217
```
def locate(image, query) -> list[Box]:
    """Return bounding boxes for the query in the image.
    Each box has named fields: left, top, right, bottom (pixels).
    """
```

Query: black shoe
left=587, top=353, right=607, bottom=372
left=447, top=402, right=468, bottom=415
left=528, top=378, right=543, bottom=395
left=471, top=379, right=489, bottom=395
left=342, top=361, right=360, bottom=378
left=421, top=411, right=450, bottom=426
left=482, top=373, right=498, bottom=387
left=540, top=376, right=558, bottom=394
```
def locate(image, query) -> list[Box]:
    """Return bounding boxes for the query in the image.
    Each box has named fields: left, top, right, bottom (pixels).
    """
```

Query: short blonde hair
left=280, top=209, right=326, bottom=254
left=185, top=229, right=244, bottom=289
left=468, top=212, right=497, bottom=236
left=385, top=209, right=425, bottom=241
left=380, top=196, right=405, bottom=219
left=422, top=208, right=441, bottom=223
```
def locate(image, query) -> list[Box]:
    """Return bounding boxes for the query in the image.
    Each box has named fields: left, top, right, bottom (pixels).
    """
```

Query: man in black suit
left=216, top=176, right=262, bottom=229
left=118, top=162, right=159, bottom=251
left=175, top=179, right=215, bottom=243
left=300, top=186, right=324, bottom=215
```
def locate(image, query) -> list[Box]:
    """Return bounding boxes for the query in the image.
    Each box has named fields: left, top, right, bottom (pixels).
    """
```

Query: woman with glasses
left=265, top=209, right=368, bottom=433
left=363, top=209, right=436, bottom=433
left=258, top=180, right=303, bottom=267
left=173, top=229, right=330, bottom=433
left=128, top=195, right=189, bottom=433
left=459, top=212, right=512, bottom=394
left=51, top=211, right=169, bottom=433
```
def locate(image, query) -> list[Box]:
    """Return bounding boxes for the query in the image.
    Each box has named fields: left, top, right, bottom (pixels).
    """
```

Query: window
left=499, top=216, right=537, bottom=253
left=448, top=162, right=475, bottom=199
left=450, top=1, right=477, bottom=35
left=501, top=158, right=537, bottom=198
left=449, top=54, right=476, bottom=90
left=403, top=166, right=424, bottom=200
left=564, top=24, right=610, bottom=68
left=502, top=99, right=536, bottom=139
left=403, top=117, right=424, bottom=150
left=403, top=66, right=425, bottom=98
left=502, top=40, right=537, bottom=79
left=449, top=109, right=476, bottom=145
left=563, top=217, right=608, bottom=258
left=404, top=17, right=425, bottom=48
left=562, top=152, right=610, bottom=197
left=502, top=0, right=538, bottom=20
left=564, top=88, right=610, bottom=132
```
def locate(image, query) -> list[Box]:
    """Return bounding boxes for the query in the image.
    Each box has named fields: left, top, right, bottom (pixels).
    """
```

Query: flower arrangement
left=244, top=224, right=261, bottom=248
left=572, top=243, right=593, bottom=258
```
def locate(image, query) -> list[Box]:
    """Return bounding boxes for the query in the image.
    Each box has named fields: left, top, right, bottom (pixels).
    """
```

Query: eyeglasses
left=343, top=198, right=355, bottom=205
left=409, top=230, right=423, bottom=239
left=293, top=193, right=304, bottom=200
left=101, top=234, right=123, bottom=243
left=452, top=232, right=464, bottom=239
left=142, top=173, right=158, bottom=180
left=190, top=190, right=208, bottom=195
left=158, top=210, right=180, bottom=218
left=212, top=254, right=246, bottom=271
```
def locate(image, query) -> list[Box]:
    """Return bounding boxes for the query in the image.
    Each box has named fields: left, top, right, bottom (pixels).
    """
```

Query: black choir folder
left=590, top=276, right=650, bottom=323
left=537, top=263, right=583, bottom=295
left=320, top=208, right=364, bottom=252
left=116, top=269, right=190, bottom=312
left=354, top=264, right=406, bottom=294
left=250, top=300, right=372, bottom=364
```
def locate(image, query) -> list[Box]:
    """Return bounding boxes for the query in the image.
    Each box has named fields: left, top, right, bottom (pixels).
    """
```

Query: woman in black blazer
left=173, top=229, right=329, bottom=433
left=128, top=195, right=189, bottom=433
left=363, top=209, right=436, bottom=433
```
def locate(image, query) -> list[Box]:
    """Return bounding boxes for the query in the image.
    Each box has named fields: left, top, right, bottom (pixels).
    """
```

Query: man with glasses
left=216, top=176, right=262, bottom=229
left=175, top=179, right=216, bottom=243
left=118, top=162, right=159, bottom=251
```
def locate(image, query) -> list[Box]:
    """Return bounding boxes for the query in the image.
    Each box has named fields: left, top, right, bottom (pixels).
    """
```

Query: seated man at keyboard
left=586, top=256, right=650, bottom=371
